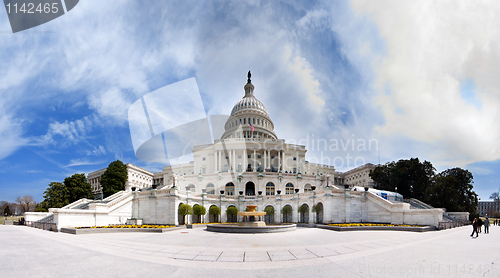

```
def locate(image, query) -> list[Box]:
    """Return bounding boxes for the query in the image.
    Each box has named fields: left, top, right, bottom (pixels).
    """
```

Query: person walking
left=484, top=217, right=490, bottom=233
left=478, top=218, right=483, bottom=233
left=471, top=218, right=479, bottom=237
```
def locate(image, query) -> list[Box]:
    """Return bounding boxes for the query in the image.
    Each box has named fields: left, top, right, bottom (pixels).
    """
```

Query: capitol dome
left=221, top=71, right=277, bottom=140
left=230, top=93, right=269, bottom=117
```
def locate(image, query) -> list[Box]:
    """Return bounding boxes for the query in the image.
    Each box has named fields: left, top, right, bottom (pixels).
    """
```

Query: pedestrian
left=478, top=218, right=483, bottom=233
left=471, top=218, right=479, bottom=237
left=484, top=217, right=490, bottom=233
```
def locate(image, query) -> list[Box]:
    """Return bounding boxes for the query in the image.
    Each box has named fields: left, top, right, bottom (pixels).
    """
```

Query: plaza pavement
left=1, top=225, right=499, bottom=278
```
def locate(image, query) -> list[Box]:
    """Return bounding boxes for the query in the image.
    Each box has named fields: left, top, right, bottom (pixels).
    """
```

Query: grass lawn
left=0, top=216, right=23, bottom=225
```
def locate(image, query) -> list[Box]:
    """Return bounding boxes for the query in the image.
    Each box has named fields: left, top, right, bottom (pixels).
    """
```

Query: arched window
left=285, top=183, right=294, bottom=194
left=186, top=184, right=195, bottom=191
left=206, top=183, right=215, bottom=194
left=225, top=182, right=235, bottom=196
left=266, top=182, right=275, bottom=196
left=304, top=184, right=312, bottom=192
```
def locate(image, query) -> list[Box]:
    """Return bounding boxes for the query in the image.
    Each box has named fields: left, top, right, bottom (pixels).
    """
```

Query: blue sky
left=0, top=0, right=499, bottom=203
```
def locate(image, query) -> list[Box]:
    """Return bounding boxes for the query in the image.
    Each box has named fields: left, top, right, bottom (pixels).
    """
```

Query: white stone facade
left=88, top=163, right=163, bottom=195
left=27, top=73, right=447, bottom=229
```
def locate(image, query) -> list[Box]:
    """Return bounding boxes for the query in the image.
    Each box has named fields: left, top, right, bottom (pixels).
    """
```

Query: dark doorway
left=245, top=181, right=256, bottom=196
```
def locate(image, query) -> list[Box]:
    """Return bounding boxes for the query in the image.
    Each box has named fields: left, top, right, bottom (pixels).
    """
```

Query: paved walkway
left=1, top=225, right=499, bottom=277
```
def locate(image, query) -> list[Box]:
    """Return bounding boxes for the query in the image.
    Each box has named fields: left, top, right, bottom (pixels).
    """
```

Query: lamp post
left=395, top=186, right=398, bottom=202
left=220, top=190, right=224, bottom=223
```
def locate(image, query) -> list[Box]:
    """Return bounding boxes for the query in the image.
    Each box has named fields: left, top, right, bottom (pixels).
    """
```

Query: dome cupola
left=221, top=71, right=277, bottom=140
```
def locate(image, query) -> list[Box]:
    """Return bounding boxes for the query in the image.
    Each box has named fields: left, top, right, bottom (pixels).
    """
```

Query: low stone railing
left=438, top=220, right=470, bottom=230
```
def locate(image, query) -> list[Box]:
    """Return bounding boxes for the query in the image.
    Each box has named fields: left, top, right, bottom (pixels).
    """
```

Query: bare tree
left=15, top=195, right=36, bottom=213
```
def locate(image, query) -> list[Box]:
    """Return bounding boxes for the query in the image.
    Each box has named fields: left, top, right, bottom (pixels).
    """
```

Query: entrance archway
left=299, top=204, right=309, bottom=223
left=226, top=205, right=238, bottom=222
left=245, top=181, right=255, bottom=196
left=208, top=205, right=219, bottom=223
left=282, top=205, right=293, bottom=223
left=315, top=202, right=324, bottom=224
left=264, top=205, right=274, bottom=223
left=178, top=203, right=186, bottom=225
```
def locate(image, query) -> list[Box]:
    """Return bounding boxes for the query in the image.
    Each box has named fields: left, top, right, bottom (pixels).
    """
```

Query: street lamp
left=395, top=186, right=398, bottom=201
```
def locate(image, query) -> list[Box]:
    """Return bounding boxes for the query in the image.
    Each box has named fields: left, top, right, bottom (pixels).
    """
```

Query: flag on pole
left=249, top=123, right=255, bottom=132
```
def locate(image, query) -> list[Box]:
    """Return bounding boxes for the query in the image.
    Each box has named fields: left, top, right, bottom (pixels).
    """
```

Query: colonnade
left=213, top=149, right=302, bottom=173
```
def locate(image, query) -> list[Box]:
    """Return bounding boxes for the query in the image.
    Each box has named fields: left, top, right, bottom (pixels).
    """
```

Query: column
left=243, top=149, right=247, bottom=172
left=264, top=150, right=267, bottom=170
left=278, top=150, right=281, bottom=171
left=283, top=151, right=286, bottom=172
left=219, top=151, right=222, bottom=172
left=233, top=150, right=236, bottom=172
left=214, top=150, right=217, bottom=172
left=296, top=151, right=299, bottom=173
left=253, top=150, right=256, bottom=172
left=268, top=150, right=271, bottom=169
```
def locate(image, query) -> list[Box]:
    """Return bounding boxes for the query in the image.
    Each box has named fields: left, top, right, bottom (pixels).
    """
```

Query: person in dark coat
left=478, top=218, right=483, bottom=233
left=471, top=218, right=479, bottom=237
left=484, top=217, right=490, bottom=233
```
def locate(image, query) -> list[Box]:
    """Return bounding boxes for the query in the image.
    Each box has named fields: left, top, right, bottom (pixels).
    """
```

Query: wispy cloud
left=65, top=158, right=107, bottom=167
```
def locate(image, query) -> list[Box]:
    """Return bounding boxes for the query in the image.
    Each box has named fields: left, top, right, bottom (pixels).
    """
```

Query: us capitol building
left=27, top=73, right=453, bottom=229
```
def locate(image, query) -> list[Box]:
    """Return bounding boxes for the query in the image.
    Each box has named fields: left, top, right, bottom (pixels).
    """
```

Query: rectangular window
left=293, top=168, right=297, bottom=173
left=248, top=155, right=251, bottom=158
left=271, top=156, right=275, bottom=159
left=202, top=168, right=206, bottom=174
left=258, top=155, right=261, bottom=158
left=238, top=155, right=241, bottom=158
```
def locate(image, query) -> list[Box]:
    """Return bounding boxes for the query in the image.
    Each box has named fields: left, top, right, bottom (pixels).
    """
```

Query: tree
left=192, top=204, right=206, bottom=223
left=178, top=204, right=192, bottom=225
left=370, top=158, right=435, bottom=201
left=41, top=182, right=68, bottom=210
left=0, top=201, right=8, bottom=215
left=425, top=168, right=478, bottom=215
left=264, top=206, right=274, bottom=215
left=490, top=191, right=499, bottom=200
left=101, top=160, right=128, bottom=198
left=226, top=206, right=238, bottom=222
left=193, top=204, right=206, bottom=216
left=34, top=203, right=47, bottom=212
left=15, top=195, right=36, bottom=213
left=209, top=205, right=221, bottom=223
left=64, top=173, right=93, bottom=202
left=281, top=205, right=292, bottom=223
left=4, top=205, right=11, bottom=216
left=298, top=204, right=308, bottom=214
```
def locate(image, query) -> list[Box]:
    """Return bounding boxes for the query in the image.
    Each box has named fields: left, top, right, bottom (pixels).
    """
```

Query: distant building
left=478, top=200, right=500, bottom=217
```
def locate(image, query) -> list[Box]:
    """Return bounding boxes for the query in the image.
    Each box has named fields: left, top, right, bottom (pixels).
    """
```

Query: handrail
left=107, top=192, right=132, bottom=209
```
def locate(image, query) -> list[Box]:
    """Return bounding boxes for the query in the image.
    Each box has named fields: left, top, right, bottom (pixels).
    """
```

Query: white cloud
left=40, top=116, right=92, bottom=144
left=86, top=145, right=106, bottom=156
left=0, top=113, right=28, bottom=160
left=66, top=158, right=106, bottom=167
left=349, top=0, right=500, bottom=167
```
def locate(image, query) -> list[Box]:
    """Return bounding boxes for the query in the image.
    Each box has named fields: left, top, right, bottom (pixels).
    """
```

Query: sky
left=0, top=0, right=499, bottom=203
